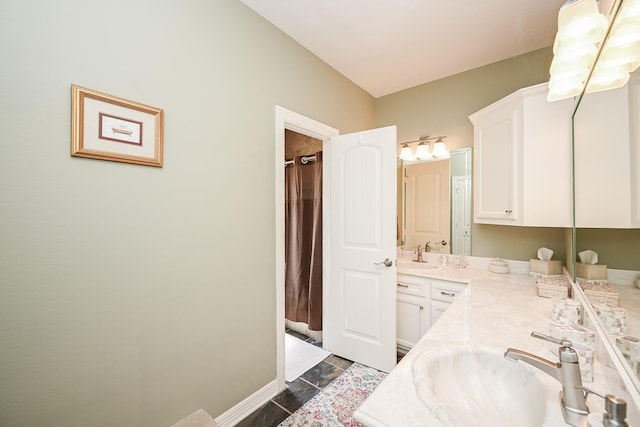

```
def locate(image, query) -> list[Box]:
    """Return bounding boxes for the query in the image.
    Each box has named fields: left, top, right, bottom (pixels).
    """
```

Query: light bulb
left=399, top=143, right=414, bottom=161
left=432, top=140, right=450, bottom=157
left=548, top=0, right=609, bottom=101
left=415, top=141, right=431, bottom=160
left=586, top=65, right=631, bottom=92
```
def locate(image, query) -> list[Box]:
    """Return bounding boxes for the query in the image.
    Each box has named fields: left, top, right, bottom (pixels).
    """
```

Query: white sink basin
left=411, top=343, right=549, bottom=427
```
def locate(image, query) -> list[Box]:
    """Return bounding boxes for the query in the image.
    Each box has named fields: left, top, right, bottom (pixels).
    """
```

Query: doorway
left=275, top=106, right=339, bottom=391
left=275, top=107, right=398, bottom=388
left=283, top=129, right=327, bottom=381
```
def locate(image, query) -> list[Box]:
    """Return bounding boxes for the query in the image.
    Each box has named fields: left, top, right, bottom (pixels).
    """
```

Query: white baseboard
left=214, top=379, right=279, bottom=427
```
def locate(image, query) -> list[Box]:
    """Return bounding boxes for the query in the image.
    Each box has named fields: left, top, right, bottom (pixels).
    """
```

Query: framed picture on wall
left=71, top=85, right=164, bottom=167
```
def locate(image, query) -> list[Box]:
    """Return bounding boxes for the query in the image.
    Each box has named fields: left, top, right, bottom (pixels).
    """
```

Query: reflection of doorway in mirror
left=452, top=175, right=471, bottom=256
left=404, top=161, right=450, bottom=253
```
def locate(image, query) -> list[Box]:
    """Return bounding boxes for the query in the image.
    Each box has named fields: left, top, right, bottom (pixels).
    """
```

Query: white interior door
left=325, top=125, right=397, bottom=373
left=452, top=175, right=471, bottom=255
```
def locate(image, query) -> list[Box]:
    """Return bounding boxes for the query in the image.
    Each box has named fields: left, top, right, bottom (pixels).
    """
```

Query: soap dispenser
left=586, top=392, right=629, bottom=427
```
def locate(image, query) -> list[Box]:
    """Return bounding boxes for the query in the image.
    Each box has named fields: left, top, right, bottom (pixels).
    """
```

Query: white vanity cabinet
left=469, top=82, right=573, bottom=227
left=430, top=279, right=467, bottom=325
left=574, top=73, right=640, bottom=228
left=396, top=274, right=429, bottom=350
left=397, top=273, right=467, bottom=350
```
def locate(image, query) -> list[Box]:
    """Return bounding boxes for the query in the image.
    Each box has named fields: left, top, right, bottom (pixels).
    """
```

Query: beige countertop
left=612, top=283, right=640, bottom=337
left=355, top=261, right=620, bottom=427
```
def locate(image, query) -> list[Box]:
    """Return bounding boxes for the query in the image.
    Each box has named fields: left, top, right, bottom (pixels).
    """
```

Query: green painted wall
left=375, top=48, right=572, bottom=262
left=2, top=1, right=634, bottom=425
left=0, top=1, right=374, bottom=425
left=577, top=229, right=640, bottom=270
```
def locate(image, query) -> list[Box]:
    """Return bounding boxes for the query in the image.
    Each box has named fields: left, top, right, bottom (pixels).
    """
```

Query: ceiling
left=239, top=0, right=566, bottom=98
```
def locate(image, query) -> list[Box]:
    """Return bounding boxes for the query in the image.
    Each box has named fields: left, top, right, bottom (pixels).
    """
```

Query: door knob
left=374, top=258, right=393, bottom=267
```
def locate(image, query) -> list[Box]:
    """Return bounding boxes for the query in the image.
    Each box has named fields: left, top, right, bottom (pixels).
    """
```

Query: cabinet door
left=430, top=300, right=450, bottom=326
left=397, top=295, right=427, bottom=350
left=470, top=82, right=573, bottom=227
left=520, top=90, right=573, bottom=227
left=574, top=73, right=639, bottom=228
left=472, top=102, right=520, bottom=224
left=574, top=85, right=632, bottom=227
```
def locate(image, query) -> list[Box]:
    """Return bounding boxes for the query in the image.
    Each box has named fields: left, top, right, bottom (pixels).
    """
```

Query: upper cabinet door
left=574, top=73, right=640, bottom=228
left=471, top=99, right=520, bottom=224
left=470, top=83, right=573, bottom=227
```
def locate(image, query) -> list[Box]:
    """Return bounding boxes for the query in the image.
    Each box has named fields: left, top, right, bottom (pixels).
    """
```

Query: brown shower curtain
left=285, top=152, right=323, bottom=331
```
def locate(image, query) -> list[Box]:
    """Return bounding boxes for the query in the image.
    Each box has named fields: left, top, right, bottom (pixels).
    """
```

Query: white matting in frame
left=71, top=85, right=164, bottom=167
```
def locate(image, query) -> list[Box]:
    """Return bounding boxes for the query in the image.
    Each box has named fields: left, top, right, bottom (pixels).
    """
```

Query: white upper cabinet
left=574, top=73, right=640, bottom=228
left=469, top=83, right=574, bottom=227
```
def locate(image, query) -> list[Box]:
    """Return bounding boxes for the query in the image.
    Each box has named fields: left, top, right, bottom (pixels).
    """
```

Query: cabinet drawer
left=430, top=279, right=466, bottom=303
left=397, top=281, right=424, bottom=297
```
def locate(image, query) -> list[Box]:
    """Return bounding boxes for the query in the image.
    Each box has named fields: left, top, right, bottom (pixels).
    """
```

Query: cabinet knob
left=419, top=306, right=424, bottom=310
left=505, top=209, right=513, bottom=214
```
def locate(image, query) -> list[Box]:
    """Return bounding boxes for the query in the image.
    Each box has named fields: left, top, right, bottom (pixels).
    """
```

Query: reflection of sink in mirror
left=411, top=343, right=551, bottom=427
left=397, top=261, right=442, bottom=271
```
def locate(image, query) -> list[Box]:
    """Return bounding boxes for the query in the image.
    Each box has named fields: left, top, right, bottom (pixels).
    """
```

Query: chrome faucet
left=414, top=245, right=424, bottom=263
left=505, top=332, right=589, bottom=427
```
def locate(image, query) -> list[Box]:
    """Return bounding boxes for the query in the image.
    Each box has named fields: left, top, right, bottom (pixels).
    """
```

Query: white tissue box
left=537, top=277, right=570, bottom=299
left=576, top=263, right=607, bottom=280
left=530, top=259, right=562, bottom=275
left=538, top=283, right=569, bottom=299
left=580, top=282, right=619, bottom=307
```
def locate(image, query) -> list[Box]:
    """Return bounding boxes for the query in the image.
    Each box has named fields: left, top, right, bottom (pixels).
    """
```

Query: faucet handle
left=531, top=331, right=580, bottom=364
left=531, top=331, right=572, bottom=348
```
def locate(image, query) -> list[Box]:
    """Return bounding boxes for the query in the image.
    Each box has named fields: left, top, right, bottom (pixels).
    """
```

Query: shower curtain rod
left=284, top=155, right=316, bottom=167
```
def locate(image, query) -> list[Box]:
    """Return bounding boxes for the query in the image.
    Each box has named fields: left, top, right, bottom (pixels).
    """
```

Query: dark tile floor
left=235, top=330, right=353, bottom=427
left=235, top=330, right=405, bottom=427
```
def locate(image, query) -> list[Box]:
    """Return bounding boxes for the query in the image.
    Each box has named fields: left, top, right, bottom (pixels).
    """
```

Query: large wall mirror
left=398, top=148, right=472, bottom=256
left=572, top=0, right=640, bottom=406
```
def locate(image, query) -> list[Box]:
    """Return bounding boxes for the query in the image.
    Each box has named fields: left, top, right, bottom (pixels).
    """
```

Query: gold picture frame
left=71, top=85, right=164, bottom=167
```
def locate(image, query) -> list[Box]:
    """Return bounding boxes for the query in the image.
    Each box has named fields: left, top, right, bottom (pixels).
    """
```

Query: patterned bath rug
left=278, top=362, right=387, bottom=427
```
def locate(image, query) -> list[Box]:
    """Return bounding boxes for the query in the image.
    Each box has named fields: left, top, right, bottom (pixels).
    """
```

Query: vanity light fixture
left=398, top=136, right=449, bottom=161
left=587, top=0, right=640, bottom=93
left=548, top=0, right=608, bottom=101
left=548, top=0, right=640, bottom=101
